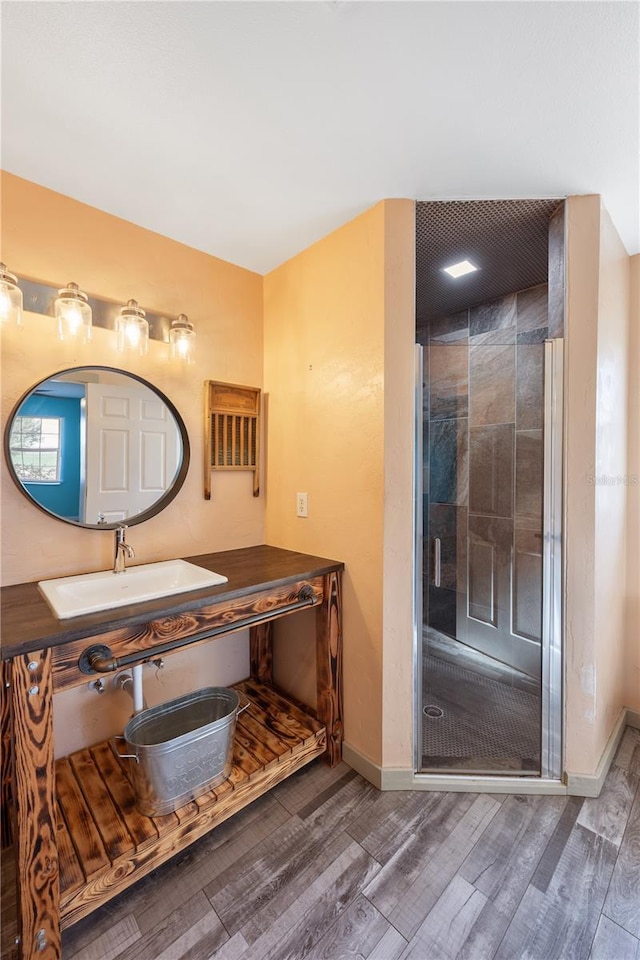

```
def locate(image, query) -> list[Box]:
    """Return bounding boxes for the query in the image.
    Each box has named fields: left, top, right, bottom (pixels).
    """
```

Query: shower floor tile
left=421, top=633, right=541, bottom=775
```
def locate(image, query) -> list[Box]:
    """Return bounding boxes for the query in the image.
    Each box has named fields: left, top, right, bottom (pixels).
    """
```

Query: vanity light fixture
left=55, top=282, right=93, bottom=342
left=169, top=314, right=196, bottom=364
left=442, top=259, right=478, bottom=279
left=7, top=272, right=195, bottom=361
left=0, top=263, right=23, bottom=326
left=116, top=299, right=149, bottom=356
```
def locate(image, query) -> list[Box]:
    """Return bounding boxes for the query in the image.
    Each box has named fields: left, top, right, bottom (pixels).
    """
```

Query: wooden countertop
left=0, top=544, right=343, bottom=659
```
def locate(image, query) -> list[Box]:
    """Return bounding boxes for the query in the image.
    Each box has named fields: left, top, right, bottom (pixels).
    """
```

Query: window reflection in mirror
left=10, top=416, right=64, bottom=483
left=4, top=366, right=189, bottom=529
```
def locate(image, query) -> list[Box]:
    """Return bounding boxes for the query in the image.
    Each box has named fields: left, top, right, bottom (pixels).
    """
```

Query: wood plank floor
left=59, top=726, right=640, bottom=960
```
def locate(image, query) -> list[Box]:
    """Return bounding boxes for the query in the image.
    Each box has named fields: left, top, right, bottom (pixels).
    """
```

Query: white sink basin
left=38, top=560, right=228, bottom=619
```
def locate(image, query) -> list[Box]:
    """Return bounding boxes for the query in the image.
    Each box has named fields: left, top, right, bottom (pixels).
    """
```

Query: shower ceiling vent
left=416, top=198, right=563, bottom=324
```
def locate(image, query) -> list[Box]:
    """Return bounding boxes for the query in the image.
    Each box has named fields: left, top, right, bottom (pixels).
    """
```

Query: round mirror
left=4, top=366, right=190, bottom=529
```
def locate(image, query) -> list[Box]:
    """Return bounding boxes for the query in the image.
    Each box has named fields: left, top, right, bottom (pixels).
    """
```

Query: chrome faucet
left=114, top=525, right=135, bottom=574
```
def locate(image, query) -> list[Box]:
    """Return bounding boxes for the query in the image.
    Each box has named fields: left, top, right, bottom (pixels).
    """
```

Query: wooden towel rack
left=204, top=380, right=261, bottom=498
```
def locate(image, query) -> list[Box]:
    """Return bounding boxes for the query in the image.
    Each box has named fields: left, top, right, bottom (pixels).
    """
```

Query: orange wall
left=627, top=253, right=640, bottom=711
left=593, top=206, right=632, bottom=749
left=263, top=202, right=387, bottom=764
left=263, top=199, right=415, bottom=769
left=564, top=196, right=633, bottom=776
left=381, top=203, right=416, bottom=769
left=0, top=172, right=263, bottom=755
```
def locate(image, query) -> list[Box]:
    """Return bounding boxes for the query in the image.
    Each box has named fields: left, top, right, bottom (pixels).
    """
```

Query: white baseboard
left=626, top=707, right=640, bottom=730
left=343, top=743, right=567, bottom=793
left=565, top=706, right=636, bottom=797
left=382, top=767, right=415, bottom=789
left=408, top=775, right=567, bottom=794
left=344, top=705, right=638, bottom=797
left=342, top=743, right=415, bottom=789
left=343, top=740, right=567, bottom=794
left=341, top=742, right=383, bottom=789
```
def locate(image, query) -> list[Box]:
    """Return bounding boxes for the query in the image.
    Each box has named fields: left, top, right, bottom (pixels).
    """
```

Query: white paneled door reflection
left=83, top=382, right=179, bottom=524
left=456, top=513, right=543, bottom=680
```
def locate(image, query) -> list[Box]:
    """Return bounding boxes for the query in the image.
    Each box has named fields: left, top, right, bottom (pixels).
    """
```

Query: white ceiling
left=2, top=1, right=639, bottom=274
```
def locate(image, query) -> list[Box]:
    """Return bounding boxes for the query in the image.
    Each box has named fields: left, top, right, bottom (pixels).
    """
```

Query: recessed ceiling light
left=442, top=259, right=478, bottom=279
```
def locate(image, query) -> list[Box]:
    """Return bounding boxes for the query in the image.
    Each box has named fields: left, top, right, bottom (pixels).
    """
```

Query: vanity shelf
left=1, top=545, right=343, bottom=960
left=56, top=679, right=325, bottom=929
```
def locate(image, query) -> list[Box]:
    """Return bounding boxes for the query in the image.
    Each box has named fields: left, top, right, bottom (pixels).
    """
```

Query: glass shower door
left=418, top=293, right=563, bottom=776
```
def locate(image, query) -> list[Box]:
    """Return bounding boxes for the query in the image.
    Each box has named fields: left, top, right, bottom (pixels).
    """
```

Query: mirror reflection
left=5, top=366, right=189, bottom=528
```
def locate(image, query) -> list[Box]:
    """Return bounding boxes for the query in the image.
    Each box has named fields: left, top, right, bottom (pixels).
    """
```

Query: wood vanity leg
left=316, top=571, right=343, bottom=766
left=11, top=650, right=60, bottom=960
left=250, top=622, right=273, bottom=684
left=1, top=659, right=12, bottom=850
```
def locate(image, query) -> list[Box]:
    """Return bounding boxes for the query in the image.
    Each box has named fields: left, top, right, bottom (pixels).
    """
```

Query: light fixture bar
left=15, top=276, right=175, bottom=343
left=442, top=259, right=478, bottom=279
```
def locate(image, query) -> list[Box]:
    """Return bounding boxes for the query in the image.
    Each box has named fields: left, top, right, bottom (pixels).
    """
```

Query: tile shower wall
left=419, top=283, right=549, bottom=671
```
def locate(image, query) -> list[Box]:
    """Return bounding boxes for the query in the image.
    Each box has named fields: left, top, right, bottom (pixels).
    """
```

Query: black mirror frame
left=3, top=365, right=190, bottom=530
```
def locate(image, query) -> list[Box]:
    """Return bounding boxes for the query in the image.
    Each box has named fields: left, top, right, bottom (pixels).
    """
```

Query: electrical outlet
left=296, top=492, right=308, bottom=518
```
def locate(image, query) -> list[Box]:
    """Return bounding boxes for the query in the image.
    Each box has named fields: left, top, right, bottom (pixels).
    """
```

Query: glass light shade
left=169, top=314, right=196, bottom=364
left=0, top=264, right=23, bottom=325
left=116, top=299, right=149, bottom=355
left=55, top=283, right=92, bottom=342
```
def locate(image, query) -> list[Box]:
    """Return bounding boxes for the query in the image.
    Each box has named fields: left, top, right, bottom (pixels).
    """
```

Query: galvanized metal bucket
left=113, top=687, right=247, bottom=817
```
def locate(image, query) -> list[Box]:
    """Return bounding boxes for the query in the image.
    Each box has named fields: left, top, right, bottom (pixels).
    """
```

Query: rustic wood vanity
left=0, top=544, right=343, bottom=960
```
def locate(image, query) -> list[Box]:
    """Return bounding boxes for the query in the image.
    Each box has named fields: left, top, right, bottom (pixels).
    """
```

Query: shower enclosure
left=415, top=199, right=564, bottom=779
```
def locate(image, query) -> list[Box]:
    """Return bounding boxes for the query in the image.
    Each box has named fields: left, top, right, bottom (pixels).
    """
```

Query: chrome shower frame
left=541, top=338, right=564, bottom=779
left=413, top=339, right=565, bottom=781
left=413, top=344, right=424, bottom=774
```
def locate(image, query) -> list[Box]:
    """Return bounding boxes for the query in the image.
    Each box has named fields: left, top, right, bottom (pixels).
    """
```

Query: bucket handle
left=110, top=698, right=250, bottom=762
left=110, top=735, right=139, bottom=764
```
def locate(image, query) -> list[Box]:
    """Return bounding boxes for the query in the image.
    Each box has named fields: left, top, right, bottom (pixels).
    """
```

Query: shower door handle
left=433, top=538, right=442, bottom=588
